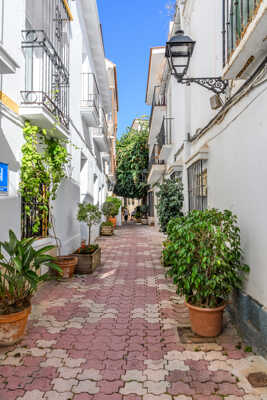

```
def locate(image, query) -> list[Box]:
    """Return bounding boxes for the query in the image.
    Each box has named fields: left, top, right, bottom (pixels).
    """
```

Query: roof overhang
left=78, top=0, right=112, bottom=113
left=146, top=47, right=166, bottom=105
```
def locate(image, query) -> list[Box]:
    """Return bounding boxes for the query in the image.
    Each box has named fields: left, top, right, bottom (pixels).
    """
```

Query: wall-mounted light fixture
left=165, top=30, right=228, bottom=95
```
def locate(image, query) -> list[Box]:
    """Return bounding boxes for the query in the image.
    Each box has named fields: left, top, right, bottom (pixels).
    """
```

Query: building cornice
left=62, top=0, right=73, bottom=21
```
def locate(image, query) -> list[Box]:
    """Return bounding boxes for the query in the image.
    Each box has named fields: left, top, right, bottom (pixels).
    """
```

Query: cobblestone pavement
left=0, top=224, right=267, bottom=399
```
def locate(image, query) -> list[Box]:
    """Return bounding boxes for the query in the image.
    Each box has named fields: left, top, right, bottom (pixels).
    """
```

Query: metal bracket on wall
left=176, top=76, right=228, bottom=95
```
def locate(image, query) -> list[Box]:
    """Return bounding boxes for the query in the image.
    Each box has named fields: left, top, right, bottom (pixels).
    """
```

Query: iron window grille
left=188, top=160, right=208, bottom=211
left=22, top=0, right=70, bottom=128
left=21, top=184, right=49, bottom=239
left=222, top=0, right=262, bottom=66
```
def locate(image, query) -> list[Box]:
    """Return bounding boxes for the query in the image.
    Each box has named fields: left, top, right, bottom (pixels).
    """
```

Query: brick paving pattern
left=0, top=224, right=267, bottom=399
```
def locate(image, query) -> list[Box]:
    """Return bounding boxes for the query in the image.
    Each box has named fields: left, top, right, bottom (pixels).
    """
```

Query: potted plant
left=101, top=201, right=115, bottom=235
left=164, top=209, right=249, bottom=337
left=106, top=197, right=122, bottom=228
left=0, top=230, right=60, bottom=345
left=74, top=203, right=102, bottom=274
left=156, top=178, right=184, bottom=233
left=140, top=204, right=149, bottom=225
left=135, top=206, right=142, bottom=223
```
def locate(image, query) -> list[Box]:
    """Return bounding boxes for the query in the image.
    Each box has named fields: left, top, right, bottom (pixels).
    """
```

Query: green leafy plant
left=140, top=204, right=149, bottom=217
left=101, top=221, right=114, bottom=228
left=102, top=201, right=117, bottom=221
left=76, top=244, right=99, bottom=255
left=77, top=203, right=102, bottom=246
left=106, top=197, right=122, bottom=217
left=0, top=230, right=60, bottom=315
left=164, top=209, right=249, bottom=308
left=156, top=179, right=184, bottom=233
left=114, top=117, right=149, bottom=199
left=20, top=121, right=72, bottom=236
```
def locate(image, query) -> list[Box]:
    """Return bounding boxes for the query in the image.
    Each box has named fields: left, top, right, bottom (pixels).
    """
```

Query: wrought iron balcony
left=149, top=85, right=166, bottom=128
left=99, top=107, right=108, bottom=136
left=148, top=144, right=165, bottom=172
left=21, top=29, right=70, bottom=129
left=222, top=0, right=266, bottom=78
left=81, top=73, right=100, bottom=127
left=157, top=117, right=173, bottom=155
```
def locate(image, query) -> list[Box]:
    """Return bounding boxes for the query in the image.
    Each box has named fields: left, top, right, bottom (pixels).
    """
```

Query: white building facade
left=146, top=0, right=267, bottom=355
left=0, top=0, right=118, bottom=253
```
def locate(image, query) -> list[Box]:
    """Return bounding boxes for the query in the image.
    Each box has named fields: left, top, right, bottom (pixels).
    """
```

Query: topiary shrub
left=156, top=179, right=184, bottom=233
left=164, top=209, right=249, bottom=308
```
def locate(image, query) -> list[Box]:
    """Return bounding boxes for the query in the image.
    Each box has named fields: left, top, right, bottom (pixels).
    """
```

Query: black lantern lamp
left=166, top=30, right=228, bottom=95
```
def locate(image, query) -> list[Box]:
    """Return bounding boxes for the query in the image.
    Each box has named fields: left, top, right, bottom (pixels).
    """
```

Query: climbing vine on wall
left=20, top=121, right=72, bottom=234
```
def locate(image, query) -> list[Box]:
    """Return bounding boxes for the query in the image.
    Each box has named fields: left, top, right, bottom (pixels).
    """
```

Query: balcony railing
left=99, top=107, right=108, bottom=136
left=149, top=85, right=166, bottom=128
left=21, top=29, right=70, bottom=128
left=157, top=117, right=173, bottom=154
left=223, top=0, right=262, bottom=66
left=148, top=144, right=165, bottom=172
left=81, top=73, right=100, bottom=115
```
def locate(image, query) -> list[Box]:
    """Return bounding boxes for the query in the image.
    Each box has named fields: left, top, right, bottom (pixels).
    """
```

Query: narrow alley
left=0, top=225, right=266, bottom=400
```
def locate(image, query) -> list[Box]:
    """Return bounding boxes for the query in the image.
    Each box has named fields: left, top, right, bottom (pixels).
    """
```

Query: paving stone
left=72, top=380, right=99, bottom=394
left=120, top=381, right=147, bottom=395
left=52, top=378, right=77, bottom=392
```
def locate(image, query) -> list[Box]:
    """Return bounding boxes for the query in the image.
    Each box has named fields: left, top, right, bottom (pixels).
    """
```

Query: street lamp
left=165, top=30, right=228, bottom=95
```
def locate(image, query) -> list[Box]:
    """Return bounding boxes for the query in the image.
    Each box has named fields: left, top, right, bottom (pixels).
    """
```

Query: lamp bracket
left=174, top=76, right=228, bottom=94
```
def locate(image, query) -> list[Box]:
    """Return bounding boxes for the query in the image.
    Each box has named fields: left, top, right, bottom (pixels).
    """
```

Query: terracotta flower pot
left=0, top=306, right=31, bottom=346
left=109, top=217, right=116, bottom=228
left=54, top=256, right=78, bottom=279
left=74, top=247, right=101, bottom=274
left=186, top=302, right=226, bottom=337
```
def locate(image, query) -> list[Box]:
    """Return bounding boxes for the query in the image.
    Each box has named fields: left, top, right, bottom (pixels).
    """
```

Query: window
left=21, top=184, right=49, bottom=239
left=188, top=160, right=207, bottom=211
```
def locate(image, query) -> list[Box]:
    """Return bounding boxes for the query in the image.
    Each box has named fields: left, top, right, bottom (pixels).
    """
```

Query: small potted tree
left=101, top=201, right=115, bottom=236
left=140, top=204, right=149, bottom=225
left=156, top=178, right=184, bottom=233
left=164, top=209, right=249, bottom=337
left=106, top=197, right=122, bottom=228
left=74, top=203, right=102, bottom=274
left=0, top=230, right=60, bottom=345
left=135, top=206, right=142, bottom=223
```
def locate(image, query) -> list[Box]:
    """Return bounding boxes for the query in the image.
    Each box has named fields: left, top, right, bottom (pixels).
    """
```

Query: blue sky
left=98, top=1, right=172, bottom=138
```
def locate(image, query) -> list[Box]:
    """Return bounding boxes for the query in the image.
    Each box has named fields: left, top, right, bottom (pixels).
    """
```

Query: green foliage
left=20, top=121, right=72, bottom=234
left=114, top=118, right=149, bottom=199
left=163, top=209, right=249, bottom=308
left=76, top=244, right=99, bottom=255
left=102, top=201, right=117, bottom=220
left=77, top=203, right=101, bottom=246
left=140, top=204, right=149, bottom=217
left=0, top=230, right=60, bottom=314
left=156, top=179, right=184, bottom=233
left=101, top=221, right=114, bottom=227
left=106, top=196, right=122, bottom=217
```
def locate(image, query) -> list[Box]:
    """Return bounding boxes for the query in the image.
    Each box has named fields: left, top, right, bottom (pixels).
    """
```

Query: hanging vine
left=20, top=121, right=72, bottom=234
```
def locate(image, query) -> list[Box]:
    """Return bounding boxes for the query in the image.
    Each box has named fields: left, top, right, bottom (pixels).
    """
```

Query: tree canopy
left=114, top=118, right=149, bottom=199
